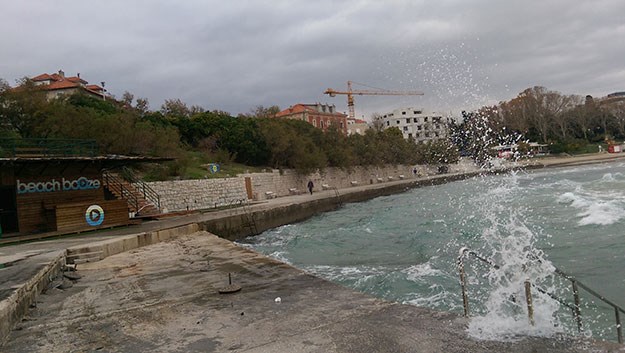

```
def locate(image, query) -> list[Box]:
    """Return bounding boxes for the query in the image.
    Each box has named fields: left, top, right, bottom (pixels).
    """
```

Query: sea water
left=240, top=162, right=625, bottom=342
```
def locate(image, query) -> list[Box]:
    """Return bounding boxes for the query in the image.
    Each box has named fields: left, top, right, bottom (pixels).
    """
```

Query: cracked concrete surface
left=3, top=232, right=622, bottom=353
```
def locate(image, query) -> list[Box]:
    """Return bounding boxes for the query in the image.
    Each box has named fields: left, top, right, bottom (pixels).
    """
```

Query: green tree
left=240, top=105, right=281, bottom=119
left=0, top=78, right=50, bottom=137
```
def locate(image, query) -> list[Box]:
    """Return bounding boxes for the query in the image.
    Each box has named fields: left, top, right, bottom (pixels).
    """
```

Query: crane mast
left=324, top=81, right=424, bottom=119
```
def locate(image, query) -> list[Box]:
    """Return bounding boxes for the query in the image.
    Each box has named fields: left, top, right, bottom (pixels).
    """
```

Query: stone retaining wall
left=147, top=178, right=248, bottom=213
left=148, top=160, right=480, bottom=213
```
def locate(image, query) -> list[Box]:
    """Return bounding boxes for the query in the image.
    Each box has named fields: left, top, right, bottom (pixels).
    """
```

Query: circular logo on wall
left=85, top=205, right=105, bottom=226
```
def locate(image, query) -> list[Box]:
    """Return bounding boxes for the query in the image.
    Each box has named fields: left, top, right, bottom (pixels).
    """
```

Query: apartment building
left=381, top=107, right=452, bottom=143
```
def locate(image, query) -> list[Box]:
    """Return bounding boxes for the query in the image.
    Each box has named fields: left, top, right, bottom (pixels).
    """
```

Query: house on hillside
left=30, top=70, right=106, bottom=100
left=381, top=107, right=452, bottom=143
left=275, top=103, right=348, bottom=135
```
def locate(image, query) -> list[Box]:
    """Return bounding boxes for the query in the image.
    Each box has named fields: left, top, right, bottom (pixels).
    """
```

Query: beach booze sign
left=16, top=177, right=101, bottom=194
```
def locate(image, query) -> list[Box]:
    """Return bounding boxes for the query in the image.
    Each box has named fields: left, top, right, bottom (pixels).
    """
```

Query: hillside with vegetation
left=3, top=78, right=623, bottom=179
left=0, top=78, right=457, bottom=180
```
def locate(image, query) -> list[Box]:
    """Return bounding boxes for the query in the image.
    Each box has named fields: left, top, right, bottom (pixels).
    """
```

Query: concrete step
left=66, top=250, right=103, bottom=264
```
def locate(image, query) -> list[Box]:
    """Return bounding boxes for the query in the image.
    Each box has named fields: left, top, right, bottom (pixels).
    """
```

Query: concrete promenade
left=2, top=153, right=625, bottom=352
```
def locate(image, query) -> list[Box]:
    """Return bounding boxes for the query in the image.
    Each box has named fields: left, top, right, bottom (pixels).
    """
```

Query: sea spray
left=458, top=171, right=565, bottom=340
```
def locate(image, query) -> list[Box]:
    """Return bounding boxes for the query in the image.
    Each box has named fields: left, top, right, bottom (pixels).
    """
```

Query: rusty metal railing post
left=459, top=261, right=469, bottom=317
left=571, top=280, right=582, bottom=332
left=524, top=279, right=535, bottom=326
left=616, top=307, right=623, bottom=344
left=458, top=248, right=470, bottom=317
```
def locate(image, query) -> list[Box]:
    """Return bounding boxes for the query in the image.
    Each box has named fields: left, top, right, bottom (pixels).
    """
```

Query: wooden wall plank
left=56, top=200, right=129, bottom=232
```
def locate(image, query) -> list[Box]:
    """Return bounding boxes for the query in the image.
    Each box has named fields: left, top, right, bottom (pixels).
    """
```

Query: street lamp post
left=101, top=81, right=106, bottom=101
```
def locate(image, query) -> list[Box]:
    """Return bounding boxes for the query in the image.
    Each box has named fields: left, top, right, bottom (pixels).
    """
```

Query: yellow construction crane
left=324, top=81, right=424, bottom=119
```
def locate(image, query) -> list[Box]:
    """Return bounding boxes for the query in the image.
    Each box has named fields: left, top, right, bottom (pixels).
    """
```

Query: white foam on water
left=601, top=173, right=615, bottom=182
left=557, top=192, right=625, bottom=226
left=403, top=261, right=446, bottom=282
left=404, top=286, right=457, bottom=309
left=269, top=251, right=292, bottom=264
left=304, top=264, right=385, bottom=285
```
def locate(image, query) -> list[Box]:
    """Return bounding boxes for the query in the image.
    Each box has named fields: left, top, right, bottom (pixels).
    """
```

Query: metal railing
left=239, top=199, right=258, bottom=236
left=0, top=138, right=97, bottom=157
left=102, top=171, right=140, bottom=213
left=119, top=167, right=161, bottom=211
left=332, top=186, right=343, bottom=207
left=457, top=247, right=625, bottom=343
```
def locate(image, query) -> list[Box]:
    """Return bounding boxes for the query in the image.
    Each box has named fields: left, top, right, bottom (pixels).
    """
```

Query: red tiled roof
left=46, top=80, right=80, bottom=90
left=86, top=84, right=103, bottom=91
left=275, top=104, right=306, bottom=117
left=275, top=104, right=346, bottom=118
left=31, top=73, right=54, bottom=81
left=85, top=88, right=104, bottom=96
left=30, top=71, right=91, bottom=91
left=66, top=76, right=88, bottom=84
left=23, top=71, right=106, bottom=99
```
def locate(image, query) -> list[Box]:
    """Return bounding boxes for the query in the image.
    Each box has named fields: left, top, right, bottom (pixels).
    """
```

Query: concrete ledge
left=1, top=223, right=201, bottom=345
left=0, top=252, right=65, bottom=345
left=65, top=223, right=200, bottom=263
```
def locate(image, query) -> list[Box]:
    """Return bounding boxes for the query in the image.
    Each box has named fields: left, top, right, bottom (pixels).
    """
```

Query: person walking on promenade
left=307, top=180, right=314, bottom=195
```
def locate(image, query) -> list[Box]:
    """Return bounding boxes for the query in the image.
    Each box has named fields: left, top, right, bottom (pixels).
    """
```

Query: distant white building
left=381, top=107, right=452, bottom=143
left=346, top=118, right=369, bottom=136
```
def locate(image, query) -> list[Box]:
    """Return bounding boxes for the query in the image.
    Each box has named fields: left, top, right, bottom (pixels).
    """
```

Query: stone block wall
left=240, top=165, right=425, bottom=200
left=147, top=160, right=479, bottom=212
left=147, top=178, right=247, bottom=213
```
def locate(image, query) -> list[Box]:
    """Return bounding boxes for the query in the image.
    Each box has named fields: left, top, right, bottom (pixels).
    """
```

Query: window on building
left=436, top=124, right=440, bottom=129
left=408, top=133, right=413, bottom=139
left=406, top=118, right=410, bottom=124
left=386, top=121, right=390, bottom=126
left=417, top=125, right=422, bottom=131
left=413, top=118, right=418, bottom=123
left=396, top=120, right=400, bottom=125
left=320, top=121, right=324, bottom=128
left=403, top=126, right=408, bottom=131
left=402, top=111, right=406, bottom=115
left=425, top=132, right=430, bottom=137
left=414, top=110, right=422, bottom=114
left=424, top=117, right=428, bottom=122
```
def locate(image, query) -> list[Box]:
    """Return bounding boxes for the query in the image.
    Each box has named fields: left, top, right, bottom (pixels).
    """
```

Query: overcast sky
left=2, top=1, right=624, bottom=119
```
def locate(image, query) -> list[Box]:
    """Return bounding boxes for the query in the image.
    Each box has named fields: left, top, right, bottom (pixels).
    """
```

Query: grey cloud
left=1, top=1, right=624, bottom=117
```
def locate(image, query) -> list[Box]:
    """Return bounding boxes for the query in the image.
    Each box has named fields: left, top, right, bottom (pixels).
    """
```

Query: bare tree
left=239, top=105, right=281, bottom=119
left=161, top=98, right=191, bottom=118
left=370, top=113, right=385, bottom=131
left=605, top=101, right=625, bottom=138
left=568, top=104, right=594, bottom=140
left=548, top=94, right=580, bottom=140
left=121, top=91, right=134, bottom=106
left=135, top=98, right=149, bottom=114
